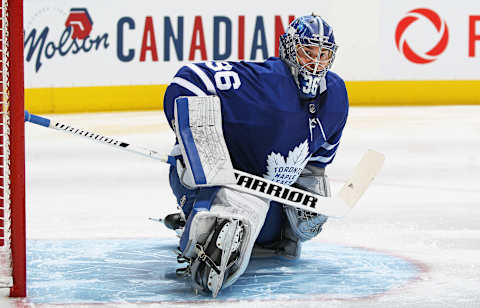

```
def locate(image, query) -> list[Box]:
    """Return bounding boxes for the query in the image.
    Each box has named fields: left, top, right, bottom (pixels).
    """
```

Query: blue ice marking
left=27, top=239, right=420, bottom=304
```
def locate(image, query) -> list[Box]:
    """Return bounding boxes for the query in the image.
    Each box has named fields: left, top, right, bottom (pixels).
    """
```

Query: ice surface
left=27, top=239, right=421, bottom=304
left=25, top=239, right=418, bottom=304
left=2, top=106, right=480, bottom=307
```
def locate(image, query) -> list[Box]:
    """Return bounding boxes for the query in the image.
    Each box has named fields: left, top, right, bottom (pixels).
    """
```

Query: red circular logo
left=395, top=8, right=449, bottom=64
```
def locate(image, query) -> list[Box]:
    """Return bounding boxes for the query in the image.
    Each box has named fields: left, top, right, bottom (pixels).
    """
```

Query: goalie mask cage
left=0, top=0, right=26, bottom=298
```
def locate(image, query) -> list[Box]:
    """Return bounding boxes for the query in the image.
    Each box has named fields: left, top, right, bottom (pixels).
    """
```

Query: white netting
left=0, top=0, right=14, bottom=287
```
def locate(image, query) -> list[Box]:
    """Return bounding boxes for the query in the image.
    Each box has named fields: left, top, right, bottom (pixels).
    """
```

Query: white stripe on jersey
left=316, top=117, right=327, bottom=141
left=186, top=63, right=217, bottom=95
left=321, top=140, right=339, bottom=151
left=171, top=77, right=207, bottom=96
left=310, top=152, right=335, bottom=163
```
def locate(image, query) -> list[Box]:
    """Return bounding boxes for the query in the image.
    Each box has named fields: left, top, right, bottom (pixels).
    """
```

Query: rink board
left=25, top=239, right=420, bottom=304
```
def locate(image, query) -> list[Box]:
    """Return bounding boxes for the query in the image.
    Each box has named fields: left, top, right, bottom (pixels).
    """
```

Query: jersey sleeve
left=308, top=122, right=345, bottom=168
left=163, top=63, right=217, bottom=130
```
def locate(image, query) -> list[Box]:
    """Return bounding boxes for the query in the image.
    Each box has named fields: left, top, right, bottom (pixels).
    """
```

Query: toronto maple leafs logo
left=264, top=139, right=310, bottom=185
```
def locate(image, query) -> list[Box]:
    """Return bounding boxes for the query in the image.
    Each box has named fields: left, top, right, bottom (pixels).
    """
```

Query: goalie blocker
left=173, top=96, right=385, bottom=218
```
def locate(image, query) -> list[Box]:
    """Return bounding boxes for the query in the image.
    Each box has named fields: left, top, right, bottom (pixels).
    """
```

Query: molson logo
left=65, top=8, right=94, bottom=39
left=395, top=8, right=449, bottom=64
left=24, top=7, right=109, bottom=72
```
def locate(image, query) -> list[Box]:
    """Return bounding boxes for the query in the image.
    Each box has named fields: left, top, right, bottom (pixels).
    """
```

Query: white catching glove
left=285, top=164, right=330, bottom=242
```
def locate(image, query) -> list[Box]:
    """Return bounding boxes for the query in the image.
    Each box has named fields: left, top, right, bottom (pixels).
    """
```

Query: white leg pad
left=184, top=187, right=270, bottom=290
left=212, top=188, right=270, bottom=288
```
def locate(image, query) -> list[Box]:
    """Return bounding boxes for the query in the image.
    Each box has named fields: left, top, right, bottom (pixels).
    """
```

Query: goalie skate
left=188, top=219, right=244, bottom=297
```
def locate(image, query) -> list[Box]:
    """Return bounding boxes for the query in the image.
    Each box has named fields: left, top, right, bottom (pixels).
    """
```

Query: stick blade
left=336, top=150, right=385, bottom=208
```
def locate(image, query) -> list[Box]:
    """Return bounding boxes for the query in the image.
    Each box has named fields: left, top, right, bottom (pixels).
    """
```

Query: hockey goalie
left=162, top=14, right=349, bottom=297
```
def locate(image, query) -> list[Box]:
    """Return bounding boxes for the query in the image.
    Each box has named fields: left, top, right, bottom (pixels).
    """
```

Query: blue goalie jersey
left=163, top=58, right=349, bottom=187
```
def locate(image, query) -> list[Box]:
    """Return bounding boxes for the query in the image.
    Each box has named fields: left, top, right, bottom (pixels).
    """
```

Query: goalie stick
left=24, top=110, right=384, bottom=218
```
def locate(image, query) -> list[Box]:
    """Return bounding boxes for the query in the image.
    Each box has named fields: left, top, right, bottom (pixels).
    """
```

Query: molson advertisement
left=23, top=0, right=480, bottom=112
left=24, top=1, right=301, bottom=88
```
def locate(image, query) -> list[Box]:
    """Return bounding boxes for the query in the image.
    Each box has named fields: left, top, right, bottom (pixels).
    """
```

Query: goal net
left=0, top=0, right=26, bottom=297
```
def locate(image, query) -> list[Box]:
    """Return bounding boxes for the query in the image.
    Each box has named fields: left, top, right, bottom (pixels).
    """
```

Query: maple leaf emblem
left=264, top=139, right=310, bottom=185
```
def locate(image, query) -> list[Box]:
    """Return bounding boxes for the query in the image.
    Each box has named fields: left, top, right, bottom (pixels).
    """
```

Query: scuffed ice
left=27, top=239, right=419, bottom=304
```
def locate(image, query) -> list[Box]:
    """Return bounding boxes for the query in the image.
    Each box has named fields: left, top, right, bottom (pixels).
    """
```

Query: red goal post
left=0, top=0, right=26, bottom=298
